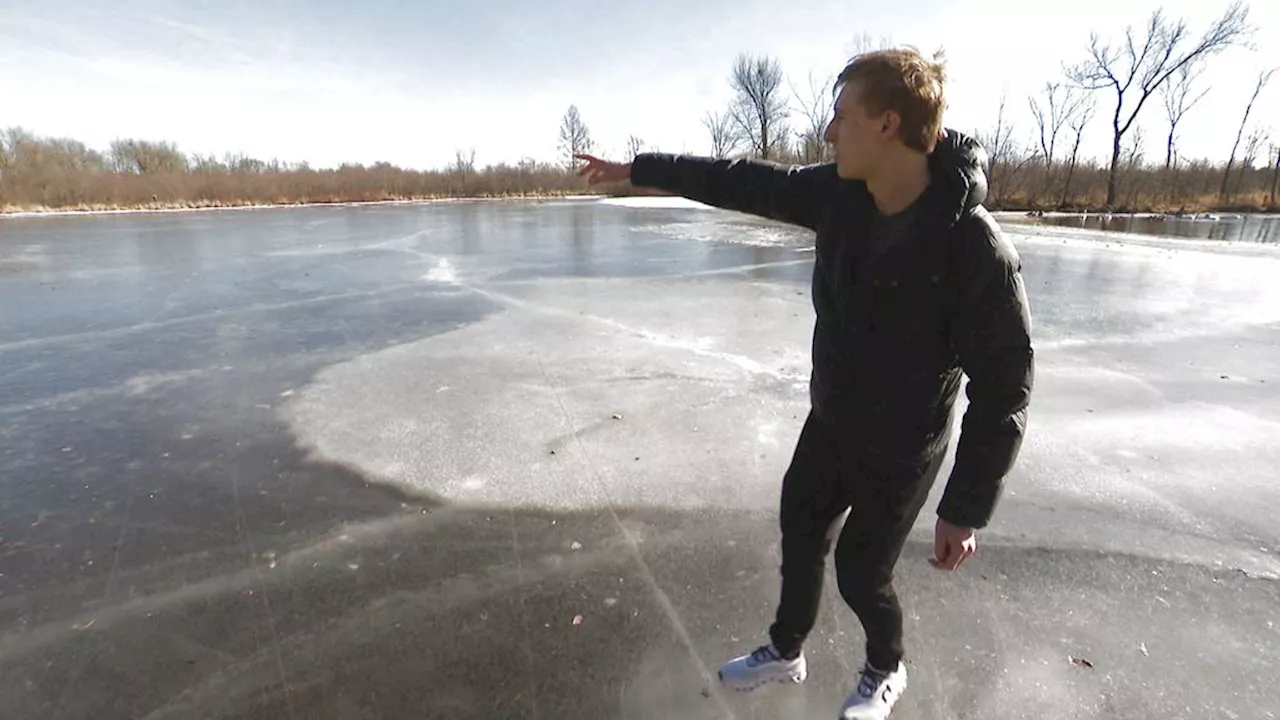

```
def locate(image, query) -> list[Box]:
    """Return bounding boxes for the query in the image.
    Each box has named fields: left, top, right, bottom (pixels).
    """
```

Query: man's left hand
left=931, top=518, right=976, bottom=571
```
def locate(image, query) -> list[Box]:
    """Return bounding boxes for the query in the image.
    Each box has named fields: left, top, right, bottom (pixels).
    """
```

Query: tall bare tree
left=1028, top=83, right=1068, bottom=169
left=703, top=110, right=737, bottom=159
left=1159, top=61, right=1209, bottom=170
left=557, top=104, right=592, bottom=170
left=727, top=53, right=790, bottom=160
left=790, top=69, right=835, bottom=164
left=1060, top=96, right=1096, bottom=208
left=1029, top=81, right=1090, bottom=202
left=1066, top=2, right=1252, bottom=207
left=1220, top=67, right=1276, bottom=200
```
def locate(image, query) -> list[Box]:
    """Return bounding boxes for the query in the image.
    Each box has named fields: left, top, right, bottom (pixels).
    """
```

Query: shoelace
left=857, top=666, right=889, bottom=698
left=749, top=645, right=779, bottom=664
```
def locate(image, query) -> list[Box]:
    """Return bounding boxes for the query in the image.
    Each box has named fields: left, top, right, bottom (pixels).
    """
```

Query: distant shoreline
left=0, top=193, right=617, bottom=219
left=993, top=209, right=1280, bottom=221
left=3, top=195, right=1277, bottom=221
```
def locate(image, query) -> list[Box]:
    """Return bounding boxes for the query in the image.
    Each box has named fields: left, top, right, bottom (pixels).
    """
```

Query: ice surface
left=2, top=200, right=1278, bottom=719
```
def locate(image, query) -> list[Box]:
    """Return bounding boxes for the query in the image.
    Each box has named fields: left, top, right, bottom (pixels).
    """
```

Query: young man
left=576, top=47, right=1033, bottom=719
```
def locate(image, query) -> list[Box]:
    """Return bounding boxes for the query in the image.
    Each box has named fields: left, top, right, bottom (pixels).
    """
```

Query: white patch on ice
left=424, top=258, right=458, bottom=283
left=281, top=275, right=813, bottom=513
left=597, top=196, right=716, bottom=210
left=756, top=420, right=780, bottom=446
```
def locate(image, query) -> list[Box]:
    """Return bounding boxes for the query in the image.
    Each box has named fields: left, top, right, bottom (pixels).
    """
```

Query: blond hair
left=837, top=47, right=947, bottom=153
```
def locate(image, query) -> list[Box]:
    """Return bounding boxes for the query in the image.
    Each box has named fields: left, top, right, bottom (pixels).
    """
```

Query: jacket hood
left=928, top=128, right=989, bottom=218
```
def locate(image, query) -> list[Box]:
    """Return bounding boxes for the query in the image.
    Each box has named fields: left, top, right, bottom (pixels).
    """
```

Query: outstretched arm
left=576, top=153, right=831, bottom=231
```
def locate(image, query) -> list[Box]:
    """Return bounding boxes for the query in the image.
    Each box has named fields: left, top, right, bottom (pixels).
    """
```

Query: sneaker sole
left=717, top=670, right=807, bottom=692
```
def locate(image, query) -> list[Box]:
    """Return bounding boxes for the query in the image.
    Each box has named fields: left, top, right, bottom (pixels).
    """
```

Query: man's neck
left=866, top=152, right=930, bottom=216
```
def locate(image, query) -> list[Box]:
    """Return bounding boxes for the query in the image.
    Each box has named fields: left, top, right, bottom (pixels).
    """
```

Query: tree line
left=2, top=1, right=1276, bottom=214
left=0, top=128, right=599, bottom=212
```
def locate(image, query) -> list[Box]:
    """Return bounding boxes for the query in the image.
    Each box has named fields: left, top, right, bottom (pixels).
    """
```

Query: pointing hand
left=574, top=154, right=631, bottom=184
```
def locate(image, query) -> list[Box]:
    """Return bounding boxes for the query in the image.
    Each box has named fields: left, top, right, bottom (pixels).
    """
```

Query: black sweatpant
left=767, top=411, right=948, bottom=671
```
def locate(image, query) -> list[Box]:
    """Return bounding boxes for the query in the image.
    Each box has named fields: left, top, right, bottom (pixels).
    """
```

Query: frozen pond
left=1, top=198, right=1278, bottom=719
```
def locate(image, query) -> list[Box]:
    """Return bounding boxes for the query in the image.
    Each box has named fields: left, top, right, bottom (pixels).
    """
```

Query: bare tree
left=703, top=109, right=737, bottom=159
left=1270, top=144, right=1280, bottom=206
left=1220, top=67, right=1275, bottom=200
left=1060, top=96, right=1096, bottom=208
left=1029, top=83, right=1067, bottom=169
left=110, top=139, right=188, bottom=174
left=1159, top=61, right=1210, bottom=170
left=1, top=128, right=110, bottom=179
left=979, top=94, right=1038, bottom=206
left=4, top=129, right=44, bottom=170
left=223, top=152, right=267, bottom=174
left=727, top=53, right=790, bottom=160
left=557, top=105, right=592, bottom=170
left=1234, top=128, right=1268, bottom=197
left=0, top=130, right=13, bottom=175
left=790, top=69, right=835, bottom=164
left=1242, top=130, right=1267, bottom=168
left=1120, top=125, right=1148, bottom=208
left=983, top=92, right=1014, bottom=168
left=774, top=134, right=799, bottom=164
left=453, top=148, right=475, bottom=174
left=626, top=135, right=645, bottom=158
left=1029, top=81, right=1089, bottom=202
left=1066, top=2, right=1252, bottom=207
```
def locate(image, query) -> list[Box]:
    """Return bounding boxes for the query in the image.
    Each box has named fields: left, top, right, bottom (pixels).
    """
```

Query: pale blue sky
left=2, top=0, right=1276, bottom=170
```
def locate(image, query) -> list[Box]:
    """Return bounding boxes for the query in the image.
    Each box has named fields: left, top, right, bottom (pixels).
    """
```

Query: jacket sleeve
left=629, top=153, right=830, bottom=231
left=937, top=214, right=1035, bottom=529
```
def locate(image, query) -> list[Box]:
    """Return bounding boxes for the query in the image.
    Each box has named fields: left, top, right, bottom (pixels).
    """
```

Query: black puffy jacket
left=630, top=129, right=1034, bottom=529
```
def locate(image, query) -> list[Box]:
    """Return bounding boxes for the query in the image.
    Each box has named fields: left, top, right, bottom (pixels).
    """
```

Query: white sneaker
left=839, top=661, right=907, bottom=719
left=717, top=644, right=807, bottom=692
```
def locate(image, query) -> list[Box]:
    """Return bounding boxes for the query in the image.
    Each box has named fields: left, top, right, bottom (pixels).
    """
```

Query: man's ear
left=879, top=110, right=901, bottom=140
